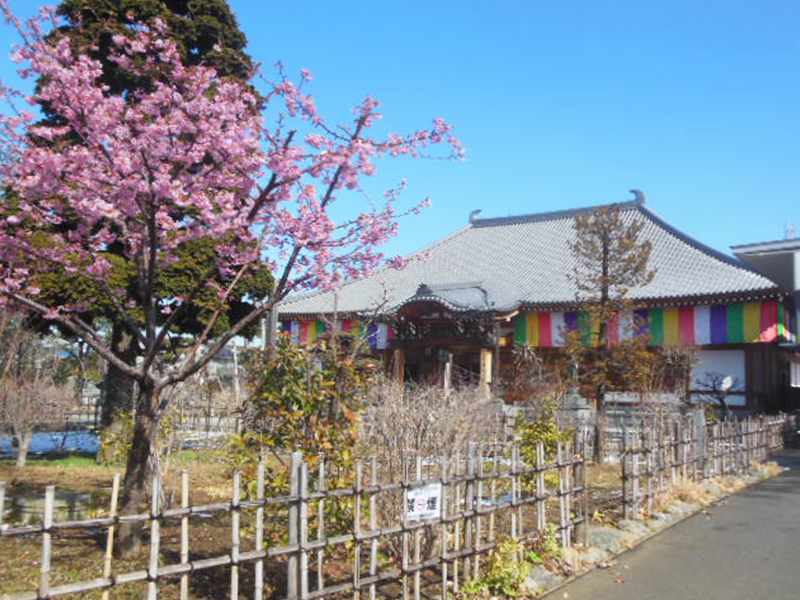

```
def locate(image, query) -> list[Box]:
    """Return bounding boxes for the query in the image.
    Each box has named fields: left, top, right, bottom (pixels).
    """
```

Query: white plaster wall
left=692, top=349, right=746, bottom=407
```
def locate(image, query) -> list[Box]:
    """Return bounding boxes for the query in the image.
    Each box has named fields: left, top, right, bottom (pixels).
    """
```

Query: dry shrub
left=361, top=377, right=502, bottom=464
left=752, top=461, right=783, bottom=478
left=670, top=479, right=714, bottom=506
left=360, top=378, right=503, bottom=558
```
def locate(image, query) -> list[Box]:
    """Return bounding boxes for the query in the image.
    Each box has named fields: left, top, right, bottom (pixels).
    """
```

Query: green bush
left=463, top=538, right=530, bottom=598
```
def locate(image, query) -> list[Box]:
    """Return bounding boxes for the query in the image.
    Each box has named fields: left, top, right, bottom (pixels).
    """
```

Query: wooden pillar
left=393, top=348, right=406, bottom=384
left=480, top=349, right=493, bottom=398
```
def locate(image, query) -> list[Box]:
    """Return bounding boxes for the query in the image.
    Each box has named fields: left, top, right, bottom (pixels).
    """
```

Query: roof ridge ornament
left=469, top=209, right=482, bottom=224
left=629, top=189, right=646, bottom=204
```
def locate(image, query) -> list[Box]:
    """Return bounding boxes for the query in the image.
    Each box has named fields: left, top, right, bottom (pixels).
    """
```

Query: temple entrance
left=389, top=291, right=497, bottom=395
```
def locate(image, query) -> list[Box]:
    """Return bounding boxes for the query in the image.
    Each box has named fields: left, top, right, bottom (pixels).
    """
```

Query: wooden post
left=101, top=473, right=121, bottom=600
left=39, top=486, right=55, bottom=600
left=393, top=349, right=406, bottom=384
left=255, top=463, right=265, bottom=600
left=479, top=349, right=493, bottom=398
left=231, top=471, right=241, bottom=600
left=148, top=476, right=161, bottom=600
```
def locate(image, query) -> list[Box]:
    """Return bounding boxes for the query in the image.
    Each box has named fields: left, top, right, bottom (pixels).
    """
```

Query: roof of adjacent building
left=279, top=198, right=783, bottom=318
left=732, top=238, right=800, bottom=256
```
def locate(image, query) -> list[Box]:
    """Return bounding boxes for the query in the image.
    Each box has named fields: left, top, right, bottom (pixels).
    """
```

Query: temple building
left=278, top=196, right=800, bottom=412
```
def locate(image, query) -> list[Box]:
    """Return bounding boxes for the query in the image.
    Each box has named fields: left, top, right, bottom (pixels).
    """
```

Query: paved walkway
left=547, top=450, right=800, bottom=599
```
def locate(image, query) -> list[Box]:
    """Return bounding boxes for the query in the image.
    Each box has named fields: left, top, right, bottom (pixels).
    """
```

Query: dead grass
left=0, top=449, right=232, bottom=503
left=648, top=461, right=782, bottom=515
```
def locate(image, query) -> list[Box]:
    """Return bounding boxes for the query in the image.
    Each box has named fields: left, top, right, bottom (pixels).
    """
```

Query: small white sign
left=406, top=483, right=442, bottom=521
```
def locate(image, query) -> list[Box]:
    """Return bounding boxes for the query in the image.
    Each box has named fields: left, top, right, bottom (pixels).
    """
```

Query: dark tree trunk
left=118, top=382, right=158, bottom=555
left=593, top=396, right=605, bottom=463
left=97, top=322, right=139, bottom=463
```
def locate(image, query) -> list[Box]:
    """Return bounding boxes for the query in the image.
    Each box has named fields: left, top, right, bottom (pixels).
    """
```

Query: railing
left=621, top=413, right=797, bottom=520
left=0, top=441, right=586, bottom=600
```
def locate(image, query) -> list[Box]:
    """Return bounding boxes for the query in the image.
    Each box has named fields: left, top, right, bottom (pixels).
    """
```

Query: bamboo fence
left=0, top=441, right=586, bottom=600
left=621, top=413, right=798, bottom=519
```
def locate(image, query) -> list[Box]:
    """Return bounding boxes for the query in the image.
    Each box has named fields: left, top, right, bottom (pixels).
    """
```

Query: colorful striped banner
left=283, top=319, right=392, bottom=349
left=514, top=301, right=792, bottom=347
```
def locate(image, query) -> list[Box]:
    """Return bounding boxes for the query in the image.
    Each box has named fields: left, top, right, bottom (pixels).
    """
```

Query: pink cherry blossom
left=0, top=0, right=463, bottom=410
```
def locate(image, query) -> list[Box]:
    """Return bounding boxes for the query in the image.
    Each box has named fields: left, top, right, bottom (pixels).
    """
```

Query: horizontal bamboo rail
left=0, top=440, right=587, bottom=600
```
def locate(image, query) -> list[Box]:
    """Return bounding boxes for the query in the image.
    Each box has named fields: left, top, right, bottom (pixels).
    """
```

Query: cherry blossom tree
left=0, top=1, right=463, bottom=538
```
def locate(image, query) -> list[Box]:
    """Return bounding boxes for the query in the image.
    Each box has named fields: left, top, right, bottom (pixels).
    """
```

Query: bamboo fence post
left=39, top=485, right=55, bottom=600
left=355, top=460, right=363, bottom=600
left=452, top=451, right=461, bottom=594
left=514, top=444, right=524, bottom=540
left=745, top=418, right=752, bottom=469
left=368, top=457, right=378, bottom=600
left=674, top=420, right=680, bottom=481
left=683, top=421, right=690, bottom=481
left=255, top=463, right=265, bottom=600
left=179, top=471, right=189, bottom=600
left=101, top=473, right=121, bottom=600
left=401, top=457, right=410, bottom=600
left=565, top=441, right=572, bottom=545
left=413, top=455, right=421, bottom=600
left=231, top=471, right=241, bottom=600
left=621, top=431, right=630, bottom=521
left=645, top=429, right=654, bottom=515
left=633, top=434, right=641, bottom=520
left=440, top=454, right=448, bottom=600
left=316, top=461, right=326, bottom=594
left=0, top=481, right=6, bottom=529
left=489, top=446, right=498, bottom=542
left=573, top=440, right=588, bottom=547
left=557, top=442, right=570, bottom=548
left=509, top=445, right=518, bottom=541
left=148, top=475, right=162, bottom=600
left=536, top=441, right=546, bottom=532
left=299, top=462, right=309, bottom=600
left=474, top=445, right=484, bottom=579
left=288, top=452, right=302, bottom=600
left=462, top=446, right=474, bottom=582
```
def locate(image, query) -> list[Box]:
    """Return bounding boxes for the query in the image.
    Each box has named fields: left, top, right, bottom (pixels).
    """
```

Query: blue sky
left=2, top=0, right=799, bottom=259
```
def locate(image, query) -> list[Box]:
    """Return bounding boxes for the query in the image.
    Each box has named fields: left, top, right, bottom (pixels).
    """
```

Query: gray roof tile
left=279, top=200, right=781, bottom=317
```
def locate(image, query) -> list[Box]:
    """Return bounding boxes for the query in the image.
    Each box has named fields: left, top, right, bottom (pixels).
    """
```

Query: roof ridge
left=471, top=198, right=644, bottom=228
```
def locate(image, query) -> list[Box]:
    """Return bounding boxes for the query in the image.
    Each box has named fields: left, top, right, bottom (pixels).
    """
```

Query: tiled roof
left=279, top=199, right=782, bottom=317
